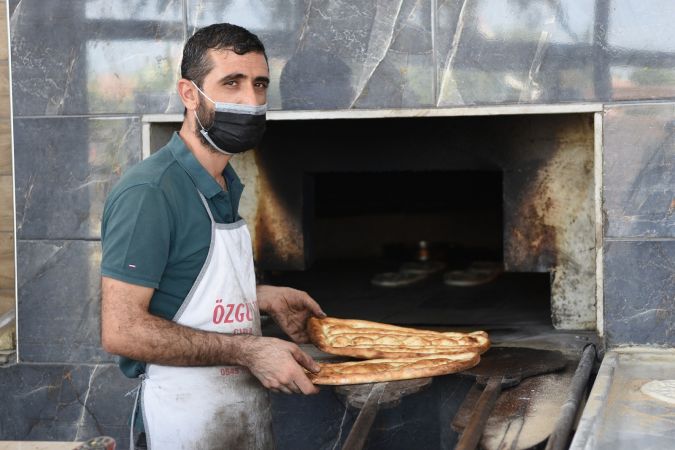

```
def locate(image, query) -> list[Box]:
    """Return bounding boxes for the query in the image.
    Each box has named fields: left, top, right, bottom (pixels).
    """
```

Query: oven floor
left=261, top=259, right=598, bottom=355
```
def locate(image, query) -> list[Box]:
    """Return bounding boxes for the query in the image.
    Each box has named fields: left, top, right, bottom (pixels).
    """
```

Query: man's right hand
left=237, top=336, right=321, bottom=395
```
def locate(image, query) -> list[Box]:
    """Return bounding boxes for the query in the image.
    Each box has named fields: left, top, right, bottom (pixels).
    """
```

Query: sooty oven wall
left=249, top=113, right=596, bottom=330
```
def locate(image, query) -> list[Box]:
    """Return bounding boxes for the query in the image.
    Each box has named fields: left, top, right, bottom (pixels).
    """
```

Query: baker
left=100, top=23, right=324, bottom=449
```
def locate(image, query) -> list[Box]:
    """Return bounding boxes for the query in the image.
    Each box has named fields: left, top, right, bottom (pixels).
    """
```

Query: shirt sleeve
left=101, top=184, right=172, bottom=288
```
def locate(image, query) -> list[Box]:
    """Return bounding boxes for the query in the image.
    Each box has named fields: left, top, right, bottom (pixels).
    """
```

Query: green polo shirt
left=101, top=132, right=244, bottom=378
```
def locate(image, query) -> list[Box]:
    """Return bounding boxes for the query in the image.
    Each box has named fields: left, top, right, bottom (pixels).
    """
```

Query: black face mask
left=193, top=81, right=267, bottom=155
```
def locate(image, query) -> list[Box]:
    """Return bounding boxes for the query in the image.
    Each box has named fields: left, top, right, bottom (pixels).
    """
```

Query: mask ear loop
left=193, top=111, right=233, bottom=156
left=190, top=81, right=212, bottom=133
left=189, top=81, right=233, bottom=155
left=193, top=110, right=209, bottom=132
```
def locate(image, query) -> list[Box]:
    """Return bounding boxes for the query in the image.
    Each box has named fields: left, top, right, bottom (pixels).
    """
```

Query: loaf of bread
left=308, top=317, right=490, bottom=359
left=307, top=352, right=480, bottom=385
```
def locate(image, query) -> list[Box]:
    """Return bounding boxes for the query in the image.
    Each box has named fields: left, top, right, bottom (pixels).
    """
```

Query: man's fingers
left=297, top=290, right=326, bottom=318
left=293, top=374, right=320, bottom=395
left=278, top=385, right=293, bottom=395
left=291, top=346, right=320, bottom=373
left=293, top=333, right=310, bottom=344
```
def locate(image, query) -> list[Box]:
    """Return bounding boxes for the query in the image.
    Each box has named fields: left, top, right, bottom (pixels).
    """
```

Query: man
left=100, top=23, right=323, bottom=449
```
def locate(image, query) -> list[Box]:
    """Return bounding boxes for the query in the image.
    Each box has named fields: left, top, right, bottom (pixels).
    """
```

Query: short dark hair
left=181, top=23, right=267, bottom=88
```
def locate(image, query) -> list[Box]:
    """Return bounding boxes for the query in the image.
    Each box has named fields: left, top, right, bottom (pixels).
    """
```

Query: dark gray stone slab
left=9, top=0, right=184, bottom=115
left=0, top=363, right=137, bottom=447
left=436, top=0, right=675, bottom=106
left=188, top=0, right=434, bottom=110
left=17, top=240, right=110, bottom=363
left=604, top=240, right=675, bottom=347
left=270, top=374, right=473, bottom=450
left=14, top=117, right=141, bottom=240
left=436, top=0, right=593, bottom=105
left=603, top=103, right=675, bottom=238
left=0, top=361, right=470, bottom=449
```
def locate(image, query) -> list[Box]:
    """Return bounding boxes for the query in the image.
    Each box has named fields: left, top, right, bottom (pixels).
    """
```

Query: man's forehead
left=207, top=48, right=267, bottom=67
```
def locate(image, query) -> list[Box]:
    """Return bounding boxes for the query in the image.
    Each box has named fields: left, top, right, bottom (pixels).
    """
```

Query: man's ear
left=177, top=78, right=199, bottom=112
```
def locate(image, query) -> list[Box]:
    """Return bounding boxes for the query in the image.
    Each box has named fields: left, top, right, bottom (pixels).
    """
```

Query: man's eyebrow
left=218, top=73, right=270, bottom=84
left=218, top=73, right=246, bottom=84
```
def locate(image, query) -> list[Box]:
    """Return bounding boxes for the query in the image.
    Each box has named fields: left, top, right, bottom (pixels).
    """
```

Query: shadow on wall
left=279, top=47, right=354, bottom=110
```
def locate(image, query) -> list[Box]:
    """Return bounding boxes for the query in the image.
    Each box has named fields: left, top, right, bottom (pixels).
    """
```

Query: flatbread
left=308, top=352, right=480, bottom=385
left=308, top=317, right=490, bottom=359
left=371, top=271, right=427, bottom=287
left=640, top=380, right=675, bottom=405
left=399, top=260, right=446, bottom=275
left=443, top=261, right=503, bottom=287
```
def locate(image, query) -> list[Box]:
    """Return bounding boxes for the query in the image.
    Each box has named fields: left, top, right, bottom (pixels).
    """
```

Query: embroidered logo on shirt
left=128, top=264, right=137, bottom=269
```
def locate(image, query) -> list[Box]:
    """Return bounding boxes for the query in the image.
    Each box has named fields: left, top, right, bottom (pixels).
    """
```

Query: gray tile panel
left=436, top=0, right=596, bottom=106
left=603, top=103, right=675, bottom=238
left=0, top=362, right=137, bottom=447
left=9, top=0, right=184, bottom=116
left=17, top=240, right=110, bottom=363
left=13, top=117, right=141, bottom=240
left=604, top=240, right=675, bottom=346
left=188, top=0, right=434, bottom=109
left=435, top=0, right=675, bottom=106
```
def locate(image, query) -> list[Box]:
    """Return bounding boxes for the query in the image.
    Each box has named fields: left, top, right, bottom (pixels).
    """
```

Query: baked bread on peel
left=307, top=352, right=480, bottom=385
left=307, top=317, right=490, bottom=359
left=306, top=317, right=489, bottom=385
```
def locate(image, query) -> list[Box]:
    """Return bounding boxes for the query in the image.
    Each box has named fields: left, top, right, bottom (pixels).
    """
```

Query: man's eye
left=255, top=82, right=269, bottom=89
left=225, top=80, right=237, bottom=86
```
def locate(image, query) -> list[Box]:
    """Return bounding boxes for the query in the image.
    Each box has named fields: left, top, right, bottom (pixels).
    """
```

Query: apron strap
left=128, top=378, right=143, bottom=450
left=196, top=191, right=216, bottom=224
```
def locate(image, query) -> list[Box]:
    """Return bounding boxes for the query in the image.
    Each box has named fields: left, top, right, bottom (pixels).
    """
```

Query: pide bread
left=307, top=352, right=480, bottom=385
left=308, top=317, right=490, bottom=359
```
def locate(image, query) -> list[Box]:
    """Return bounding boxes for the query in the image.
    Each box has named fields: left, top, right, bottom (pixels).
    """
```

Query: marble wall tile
left=436, top=0, right=675, bottom=106
left=0, top=363, right=138, bottom=447
left=9, top=0, right=184, bottom=115
left=436, top=0, right=597, bottom=106
left=0, top=362, right=470, bottom=448
left=270, top=375, right=473, bottom=449
left=14, top=117, right=141, bottom=240
left=187, top=0, right=434, bottom=110
left=16, top=240, right=110, bottom=363
left=603, top=103, right=675, bottom=238
left=604, top=240, right=675, bottom=346
left=604, top=0, right=675, bottom=101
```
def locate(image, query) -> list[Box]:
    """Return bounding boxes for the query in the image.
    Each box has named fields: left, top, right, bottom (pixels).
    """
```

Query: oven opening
left=255, top=114, right=594, bottom=336
left=264, top=168, right=552, bottom=331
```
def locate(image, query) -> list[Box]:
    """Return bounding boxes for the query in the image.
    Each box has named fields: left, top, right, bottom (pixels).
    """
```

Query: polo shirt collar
left=168, top=132, right=244, bottom=199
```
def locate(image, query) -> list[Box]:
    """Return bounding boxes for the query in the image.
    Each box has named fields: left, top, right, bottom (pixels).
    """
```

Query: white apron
left=139, top=192, right=274, bottom=450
